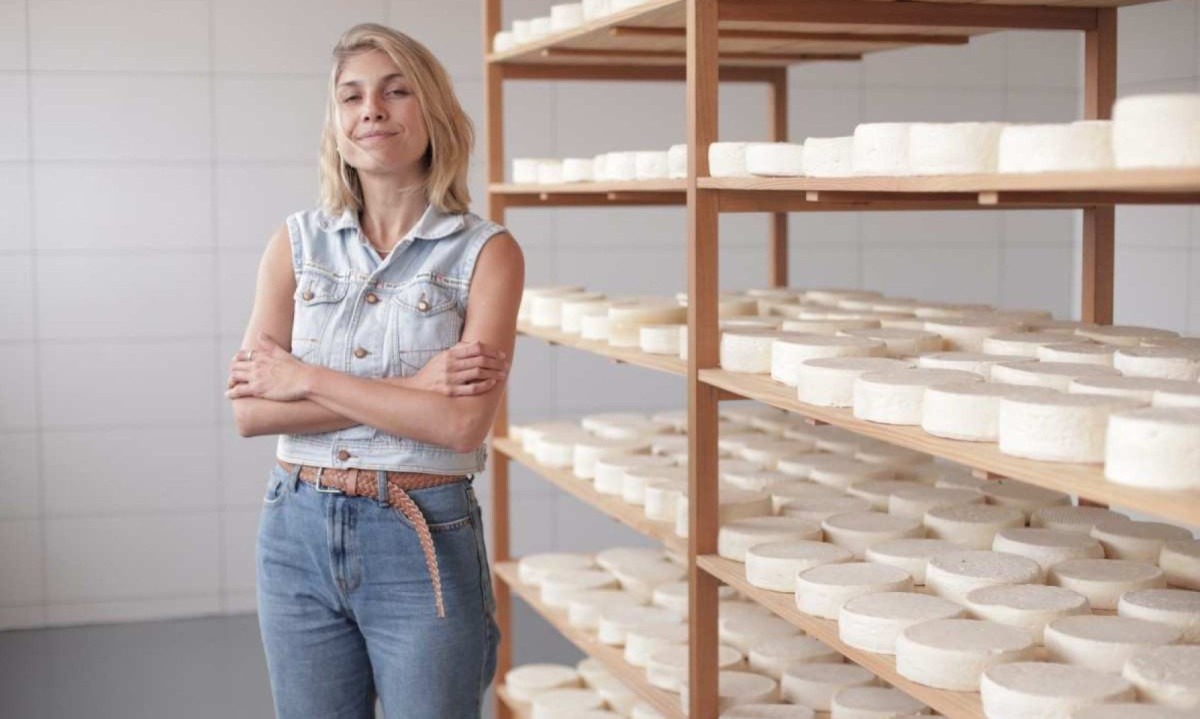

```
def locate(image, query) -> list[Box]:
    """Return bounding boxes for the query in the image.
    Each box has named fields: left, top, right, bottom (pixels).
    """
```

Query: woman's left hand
left=225, top=332, right=313, bottom=402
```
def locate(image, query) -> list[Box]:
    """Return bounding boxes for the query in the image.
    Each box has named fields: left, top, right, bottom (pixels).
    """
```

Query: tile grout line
left=208, top=1, right=229, bottom=616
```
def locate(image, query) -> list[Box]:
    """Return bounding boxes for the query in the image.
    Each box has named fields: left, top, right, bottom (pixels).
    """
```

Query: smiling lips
left=357, top=131, right=397, bottom=141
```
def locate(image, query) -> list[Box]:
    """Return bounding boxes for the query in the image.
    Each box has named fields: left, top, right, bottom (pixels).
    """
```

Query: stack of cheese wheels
left=992, top=528, right=1105, bottom=574
left=535, top=428, right=595, bottom=468
left=748, top=634, right=842, bottom=678
left=541, top=569, right=619, bottom=608
left=679, top=670, right=780, bottom=714
left=593, top=454, right=674, bottom=496
left=1161, top=539, right=1200, bottom=590
left=896, top=618, right=1037, bottom=690
left=795, top=562, right=914, bottom=619
left=925, top=550, right=1043, bottom=604
left=1122, top=645, right=1200, bottom=709
left=964, top=584, right=1090, bottom=643
left=1048, top=558, right=1166, bottom=610
left=566, top=589, right=644, bottom=630
left=997, top=120, right=1114, bottom=173
left=645, top=644, right=744, bottom=693
left=745, top=540, right=854, bottom=592
left=991, top=361, right=1120, bottom=391
left=531, top=291, right=603, bottom=328
left=1044, top=615, right=1183, bottom=673
left=908, top=122, right=1006, bottom=175
left=717, top=516, right=823, bottom=562
left=530, top=687, right=605, bottom=718
left=795, top=357, right=911, bottom=407
left=821, top=511, right=925, bottom=559
left=1118, top=588, right=1200, bottom=643
left=772, top=335, right=886, bottom=385
left=1090, top=518, right=1193, bottom=562
left=998, top=392, right=1142, bottom=463
left=980, top=662, right=1135, bottom=719
left=781, top=662, right=878, bottom=712
left=1113, top=93, right=1200, bottom=169
left=1076, top=324, right=1179, bottom=347
left=803, top=136, right=854, bottom=177
left=746, top=142, right=806, bottom=177
left=624, top=622, right=688, bottom=667
left=1038, top=342, right=1116, bottom=366
left=572, top=436, right=651, bottom=480
left=852, top=123, right=912, bottom=176
left=838, top=591, right=965, bottom=654
left=853, top=368, right=982, bottom=425
left=1106, top=408, right=1200, bottom=490
left=519, top=552, right=596, bottom=586
left=917, top=351, right=1031, bottom=378
left=623, top=465, right=686, bottom=507
left=924, top=317, right=1023, bottom=352
left=923, top=504, right=1025, bottom=550
left=864, top=538, right=964, bottom=584
left=708, top=142, right=752, bottom=178
left=505, top=664, right=583, bottom=703
left=921, top=382, right=1046, bottom=441
left=607, top=300, right=686, bottom=348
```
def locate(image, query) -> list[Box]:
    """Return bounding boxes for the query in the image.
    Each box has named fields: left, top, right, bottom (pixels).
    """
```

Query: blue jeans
left=256, top=462, right=500, bottom=719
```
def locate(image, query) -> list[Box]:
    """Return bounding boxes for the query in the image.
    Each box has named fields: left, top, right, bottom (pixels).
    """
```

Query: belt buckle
left=312, top=467, right=343, bottom=494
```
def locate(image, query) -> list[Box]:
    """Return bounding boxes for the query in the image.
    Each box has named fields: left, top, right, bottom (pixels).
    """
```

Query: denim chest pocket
left=386, top=278, right=463, bottom=376
left=291, top=273, right=348, bottom=362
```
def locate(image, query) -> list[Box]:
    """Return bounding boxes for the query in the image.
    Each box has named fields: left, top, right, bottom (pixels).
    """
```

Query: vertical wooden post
left=769, top=68, right=789, bottom=288
left=1081, top=8, right=1116, bottom=326
left=687, top=2, right=721, bottom=719
left=483, top=2, right=513, bottom=717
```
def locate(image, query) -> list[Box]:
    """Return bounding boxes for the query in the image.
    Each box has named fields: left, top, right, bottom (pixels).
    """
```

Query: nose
left=361, top=93, right=386, bottom=122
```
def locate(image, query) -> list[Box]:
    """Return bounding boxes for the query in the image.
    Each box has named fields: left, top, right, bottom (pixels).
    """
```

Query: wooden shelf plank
left=518, top=322, right=687, bottom=377
left=494, top=561, right=687, bottom=719
left=492, top=437, right=687, bottom=555
left=697, top=554, right=985, bottom=719
left=702, top=170, right=1200, bottom=196
left=699, top=368, right=1200, bottom=526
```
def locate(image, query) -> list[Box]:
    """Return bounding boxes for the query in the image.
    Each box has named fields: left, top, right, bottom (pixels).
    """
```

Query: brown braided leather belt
left=276, top=459, right=466, bottom=619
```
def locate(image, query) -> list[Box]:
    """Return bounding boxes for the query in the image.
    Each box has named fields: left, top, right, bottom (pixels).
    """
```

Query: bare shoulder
left=470, top=231, right=524, bottom=292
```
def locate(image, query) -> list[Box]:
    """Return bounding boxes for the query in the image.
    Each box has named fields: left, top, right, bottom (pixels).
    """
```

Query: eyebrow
left=337, top=73, right=406, bottom=90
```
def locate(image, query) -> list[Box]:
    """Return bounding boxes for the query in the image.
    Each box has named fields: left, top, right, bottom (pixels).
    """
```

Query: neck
left=357, top=170, right=430, bottom=253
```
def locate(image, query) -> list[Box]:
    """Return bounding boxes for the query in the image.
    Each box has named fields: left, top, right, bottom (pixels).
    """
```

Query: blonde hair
left=319, top=23, right=473, bottom=216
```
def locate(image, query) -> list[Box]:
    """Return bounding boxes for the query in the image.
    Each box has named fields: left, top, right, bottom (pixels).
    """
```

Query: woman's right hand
left=412, top=341, right=509, bottom=397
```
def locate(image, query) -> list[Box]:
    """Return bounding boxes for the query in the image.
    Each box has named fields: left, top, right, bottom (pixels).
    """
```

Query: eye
left=388, top=88, right=410, bottom=97
left=340, top=94, right=360, bottom=104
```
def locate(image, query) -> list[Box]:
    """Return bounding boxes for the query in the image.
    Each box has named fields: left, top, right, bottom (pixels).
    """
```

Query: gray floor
left=0, top=603, right=573, bottom=719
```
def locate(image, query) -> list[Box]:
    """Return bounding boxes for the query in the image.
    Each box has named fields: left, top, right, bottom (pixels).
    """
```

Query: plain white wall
left=1, top=0, right=1197, bottom=668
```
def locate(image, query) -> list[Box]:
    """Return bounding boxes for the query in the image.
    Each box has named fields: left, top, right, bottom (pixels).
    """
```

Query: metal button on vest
left=301, top=290, right=314, bottom=301
left=336, top=449, right=351, bottom=461
left=417, top=299, right=430, bottom=312
left=353, top=347, right=368, bottom=358
left=365, top=293, right=379, bottom=304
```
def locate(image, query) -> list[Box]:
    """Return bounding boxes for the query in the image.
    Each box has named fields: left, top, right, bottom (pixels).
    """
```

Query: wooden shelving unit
left=482, top=2, right=1196, bottom=719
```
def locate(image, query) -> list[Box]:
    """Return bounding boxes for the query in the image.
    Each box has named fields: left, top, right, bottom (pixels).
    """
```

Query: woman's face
left=334, top=49, right=430, bottom=179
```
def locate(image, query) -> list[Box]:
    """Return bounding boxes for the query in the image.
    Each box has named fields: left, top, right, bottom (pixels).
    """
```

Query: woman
left=225, top=23, right=522, bottom=719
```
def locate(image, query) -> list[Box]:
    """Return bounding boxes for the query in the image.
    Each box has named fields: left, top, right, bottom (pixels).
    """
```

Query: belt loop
left=287, top=461, right=302, bottom=491
left=376, top=470, right=390, bottom=507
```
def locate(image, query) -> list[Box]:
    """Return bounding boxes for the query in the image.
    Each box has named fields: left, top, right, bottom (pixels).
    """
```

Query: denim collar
left=321, top=203, right=465, bottom=241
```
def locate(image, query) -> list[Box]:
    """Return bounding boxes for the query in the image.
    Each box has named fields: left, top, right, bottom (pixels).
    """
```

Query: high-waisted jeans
left=256, top=461, right=500, bottom=718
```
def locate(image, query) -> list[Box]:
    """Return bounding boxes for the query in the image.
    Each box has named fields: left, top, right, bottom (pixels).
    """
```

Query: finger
left=453, top=341, right=484, bottom=359
left=451, top=355, right=507, bottom=373
left=450, top=366, right=505, bottom=385
left=452, top=378, right=496, bottom=397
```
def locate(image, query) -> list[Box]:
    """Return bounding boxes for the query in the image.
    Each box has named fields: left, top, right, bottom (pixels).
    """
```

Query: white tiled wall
left=2, top=0, right=1198, bottom=642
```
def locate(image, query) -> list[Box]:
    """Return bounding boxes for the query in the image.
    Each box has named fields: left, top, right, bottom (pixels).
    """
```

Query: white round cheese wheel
left=605, top=151, right=636, bottom=181
left=803, top=136, right=854, bottom=178
left=853, top=369, right=982, bottom=425
left=853, top=443, right=932, bottom=470
left=1155, top=382, right=1200, bottom=409
left=896, top=618, right=1036, bottom=691
left=888, top=486, right=983, bottom=519
left=573, top=437, right=651, bottom=480
left=749, top=634, right=842, bottom=679
left=864, top=538, right=964, bottom=584
left=624, top=621, right=688, bottom=667
left=721, top=330, right=790, bottom=374
left=575, top=656, right=610, bottom=686
left=852, top=123, right=912, bottom=176
left=965, top=584, right=1089, bottom=644
left=512, top=157, right=544, bottom=184
left=921, top=382, right=1044, bottom=441
left=531, top=291, right=600, bottom=327
left=596, top=604, right=682, bottom=646
left=839, top=327, right=941, bottom=358
left=1114, top=347, right=1200, bottom=381
left=1037, top=342, right=1116, bottom=366
left=923, top=504, right=1026, bottom=551
left=595, top=546, right=667, bottom=573
left=783, top=318, right=882, bottom=335
left=623, top=465, right=687, bottom=507
left=633, top=150, right=669, bottom=180
left=536, top=158, right=564, bottom=184
left=644, top=478, right=689, bottom=522
left=991, top=361, right=1120, bottom=392
left=1068, top=376, right=1185, bottom=403
left=998, top=392, right=1141, bottom=463
left=830, top=686, right=929, bottom=719
left=645, top=643, right=744, bottom=692
left=795, top=357, right=912, bottom=408
left=1045, top=614, right=1183, bottom=674
left=838, top=591, right=965, bottom=655
left=846, top=479, right=927, bottom=511
left=594, top=454, right=674, bottom=495
left=917, top=351, right=1032, bottom=378
left=541, top=569, right=618, bottom=608
left=909, top=121, right=1005, bottom=175
left=709, top=142, right=751, bottom=178
left=560, top=157, right=593, bottom=183
left=719, top=613, right=801, bottom=653
left=1030, top=505, right=1126, bottom=534
left=746, top=540, right=854, bottom=592
left=519, top=552, right=596, bottom=586
left=521, top=420, right=584, bottom=454
left=1113, top=93, right=1200, bottom=169
left=590, top=673, right=637, bottom=716
left=612, top=559, right=687, bottom=601
left=639, top=324, right=682, bottom=356
left=674, top=489, right=774, bottom=539
left=722, top=705, right=815, bottom=719
left=1076, top=324, right=1180, bottom=348
left=680, top=670, right=780, bottom=714
left=649, top=433, right=688, bottom=457
left=780, top=495, right=873, bottom=523
left=531, top=688, right=604, bottom=719
left=579, top=313, right=610, bottom=340
left=980, top=662, right=1134, bottom=719
left=746, top=142, right=805, bottom=177
left=983, top=332, right=1079, bottom=358
left=506, top=663, right=583, bottom=702
left=993, top=528, right=1105, bottom=573
left=806, top=456, right=895, bottom=490
left=1072, top=704, right=1195, bottom=719
left=493, top=30, right=516, bottom=53
left=1105, top=408, right=1200, bottom=491
left=561, top=298, right=609, bottom=334
left=781, top=662, right=877, bottom=711
left=925, top=550, right=1042, bottom=604
left=667, top=143, right=687, bottom=179
left=1122, top=644, right=1200, bottom=708
left=1090, top=519, right=1194, bottom=562
left=822, top=511, right=925, bottom=559
left=718, top=516, right=823, bottom=562
left=607, top=301, right=687, bottom=348
left=736, top=440, right=813, bottom=471
left=795, top=562, right=914, bottom=619
left=978, top=479, right=1071, bottom=520
left=1048, top=558, right=1167, bottom=610
left=1119, top=588, right=1200, bottom=644
left=1161, top=540, right=1200, bottom=590
left=535, top=428, right=595, bottom=468
left=566, top=589, right=644, bottom=630
left=924, top=318, right=1023, bottom=353
left=997, top=120, right=1114, bottom=174
left=774, top=335, right=886, bottom=386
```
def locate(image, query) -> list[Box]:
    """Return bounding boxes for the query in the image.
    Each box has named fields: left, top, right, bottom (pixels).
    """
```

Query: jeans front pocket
left=465, top=486, right=497, bottom=616
left=262, top=465, right=290, bottom=506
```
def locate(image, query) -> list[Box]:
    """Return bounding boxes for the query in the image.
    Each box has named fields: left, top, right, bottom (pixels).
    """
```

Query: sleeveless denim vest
left=275, top=203, right=506, bottom=474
